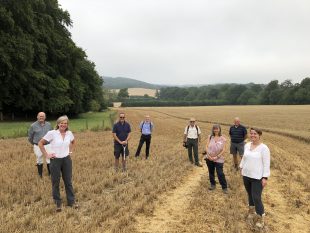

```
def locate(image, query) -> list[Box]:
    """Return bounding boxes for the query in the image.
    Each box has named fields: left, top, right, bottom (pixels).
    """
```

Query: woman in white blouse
left=39, top=115, right=77, bottom=212
left=239, top=127, right=270, bottom=229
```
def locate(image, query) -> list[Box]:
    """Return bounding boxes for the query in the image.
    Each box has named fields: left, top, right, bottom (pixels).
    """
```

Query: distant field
left=113, top=88, right=157, bottom=97
left=131, top=105, right=310, bottom=142
left=0, top=111, right=116, bottom=139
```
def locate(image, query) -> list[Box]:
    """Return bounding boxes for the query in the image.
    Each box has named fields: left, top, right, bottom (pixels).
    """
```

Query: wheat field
left=0, top=106, right=309, bottom=233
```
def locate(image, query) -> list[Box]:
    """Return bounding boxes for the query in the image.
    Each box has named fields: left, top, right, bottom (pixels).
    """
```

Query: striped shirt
left=229, top=125, right=247, bottom=143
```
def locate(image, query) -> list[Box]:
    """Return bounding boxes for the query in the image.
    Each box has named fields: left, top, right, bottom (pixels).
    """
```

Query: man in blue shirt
left=135, top=115, right=154, bottom=159
left=112, top=112, right=131, bottom=171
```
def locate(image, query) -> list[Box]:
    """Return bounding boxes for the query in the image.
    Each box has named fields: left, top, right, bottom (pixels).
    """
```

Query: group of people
left=183, top=117, right=270, bottom=229
left=28, top=112, right=270, bottom=229
left=27, top=112, right=154, bottom=211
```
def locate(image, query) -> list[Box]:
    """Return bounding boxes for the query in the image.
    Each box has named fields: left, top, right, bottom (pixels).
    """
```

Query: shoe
left=208, top=185, right=216, bottom=190
left=246, top=206, right=256, bottom=220
left=56, top=202, right=62, bottom=212
left=222, top=188, right=228, bottom=194
left=68, top=202, right=79, bottom=209
left=255, top=214, right=265, bottom=229
left=195, top=163, right=203, bottom=167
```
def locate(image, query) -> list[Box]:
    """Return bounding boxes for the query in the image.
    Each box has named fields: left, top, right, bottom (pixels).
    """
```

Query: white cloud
left=59, top=0, right=310, bottom=85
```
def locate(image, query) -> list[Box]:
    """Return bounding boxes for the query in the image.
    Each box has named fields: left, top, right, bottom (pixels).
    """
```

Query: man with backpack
left=183, top=118, right=202, bottom=167
left=135, top=115, right=154, bottom=159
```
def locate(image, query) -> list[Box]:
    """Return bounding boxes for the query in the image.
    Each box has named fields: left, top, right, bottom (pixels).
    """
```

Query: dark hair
left=250, top=127, right=262, bottom=136
left=211, top=124, right=222, bottom=136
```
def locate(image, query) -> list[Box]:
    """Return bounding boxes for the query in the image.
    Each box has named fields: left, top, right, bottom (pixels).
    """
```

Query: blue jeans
left=206, top=160, right=227, bottom=189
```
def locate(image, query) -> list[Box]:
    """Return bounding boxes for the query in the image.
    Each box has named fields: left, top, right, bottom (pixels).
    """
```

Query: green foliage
left=0, top=0, right=106, bottom=117
left=0, top=111, right=115, bottom=139
left=153, top=78, right=310, bottom=106
left=118, top=88, right=129, bottom=99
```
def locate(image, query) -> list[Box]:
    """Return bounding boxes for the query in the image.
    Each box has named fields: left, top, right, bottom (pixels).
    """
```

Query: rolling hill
left=103, top=76, right=165, bottom=89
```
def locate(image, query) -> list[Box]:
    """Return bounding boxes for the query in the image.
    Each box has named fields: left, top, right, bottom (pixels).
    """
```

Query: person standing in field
left=239, top=127, right=270, bottom=229
left=28, top=112, right=53, bottom=178
left=135, top=115, right=154, bottom=159
left=38, top=115, right=77, bottom=212
left=183, top=118, right=202, bottom=167
left=204, top=124, right=228, bottom=194
left=112, top=112, right=131, bottom=172
left=229, top=117, right=247, bottom=171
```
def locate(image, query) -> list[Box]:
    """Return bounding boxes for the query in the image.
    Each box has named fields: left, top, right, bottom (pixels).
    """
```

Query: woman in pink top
left=204, top=124, right=228, bottom=194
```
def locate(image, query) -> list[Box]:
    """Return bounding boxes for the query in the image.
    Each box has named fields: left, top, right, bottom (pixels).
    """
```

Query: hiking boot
left=246, top=206, right=256, bottom=220
left=222, top=188, right=228, bottom=194
left=47, top=164, right=51, bottom=176
left=68, top=202, right=79, bottom=209
left=255, top=214, right=265, bottom=229
left=55, top=202, right=62, bottom=212
left=208, top=185, right=216, bottom=190
left=37, top=164, right=43, bottom=178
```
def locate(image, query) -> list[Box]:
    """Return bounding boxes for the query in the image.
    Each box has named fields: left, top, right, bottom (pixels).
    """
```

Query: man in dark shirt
left=229, top=117, right=247, bottom=171
left=112, top=113, right=131, bottom=172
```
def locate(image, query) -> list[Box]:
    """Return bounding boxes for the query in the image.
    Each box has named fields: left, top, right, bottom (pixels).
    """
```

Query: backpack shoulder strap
left=186, top=125, right=190, bottom=135
left=141, top=121, right=144, bottom=132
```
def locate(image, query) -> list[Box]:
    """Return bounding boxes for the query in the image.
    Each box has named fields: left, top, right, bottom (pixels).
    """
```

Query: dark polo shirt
left=112, top=121, right=131, bottom=144
left=229, top=124, right=247, bottom=143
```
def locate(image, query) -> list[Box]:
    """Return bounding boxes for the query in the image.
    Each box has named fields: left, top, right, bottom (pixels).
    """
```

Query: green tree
left=0, top=0, right=106, bottom=118
left=118, top=88, right=129, bottom=99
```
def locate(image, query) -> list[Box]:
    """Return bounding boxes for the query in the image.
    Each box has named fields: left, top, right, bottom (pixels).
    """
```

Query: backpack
left=186, top=125, right=199, bottom=136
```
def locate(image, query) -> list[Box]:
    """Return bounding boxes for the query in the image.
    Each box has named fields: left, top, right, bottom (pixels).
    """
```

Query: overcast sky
left=58, top=0, right=310, bottom=85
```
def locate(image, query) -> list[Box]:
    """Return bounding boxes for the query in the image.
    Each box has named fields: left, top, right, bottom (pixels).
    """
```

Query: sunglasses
left=190, top=121, right=195, bottom=123
left=119, top=117, right=125, bottom=119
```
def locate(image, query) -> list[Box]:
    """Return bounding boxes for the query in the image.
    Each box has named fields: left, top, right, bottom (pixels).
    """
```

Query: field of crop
left=0, top=106, right=309, bottom=233
left=113, top=88, right=157, bottom=97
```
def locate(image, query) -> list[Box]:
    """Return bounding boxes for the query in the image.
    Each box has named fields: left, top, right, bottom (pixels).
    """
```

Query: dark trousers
left=135, top=134, right=151, bottom=158
left=50, top=156, right=75, bottom=205
left=206, top=160, right=227, bottom=189
left=187, top=138, right=199, bottom=164
left=243, top=176, right=264, bottom=216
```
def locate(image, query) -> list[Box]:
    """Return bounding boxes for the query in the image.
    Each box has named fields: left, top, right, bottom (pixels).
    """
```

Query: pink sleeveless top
left=207, top=136, right=226, bottom=163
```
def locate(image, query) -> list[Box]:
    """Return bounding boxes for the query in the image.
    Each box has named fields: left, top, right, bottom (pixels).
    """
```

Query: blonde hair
left=55, top=115, right=69, bottom=131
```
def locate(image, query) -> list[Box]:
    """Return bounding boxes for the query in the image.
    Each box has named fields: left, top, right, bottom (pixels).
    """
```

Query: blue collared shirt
left=140, top=121, right=154, bottom=135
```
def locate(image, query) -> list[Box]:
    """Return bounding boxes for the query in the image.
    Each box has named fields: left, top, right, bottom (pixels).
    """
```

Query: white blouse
left=43, top=130, right=74, bottom=158
left=240, top=142, right=270, bottom=180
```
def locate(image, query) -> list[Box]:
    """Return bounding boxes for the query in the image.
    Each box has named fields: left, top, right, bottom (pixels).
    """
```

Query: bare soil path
left=135, top=166, right=206, bottom=233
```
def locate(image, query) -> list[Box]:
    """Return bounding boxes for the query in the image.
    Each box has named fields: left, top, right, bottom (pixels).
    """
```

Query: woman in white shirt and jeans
left=39, top=115, right=77, bottom=212
left=240, top=127, right=270, bottom=229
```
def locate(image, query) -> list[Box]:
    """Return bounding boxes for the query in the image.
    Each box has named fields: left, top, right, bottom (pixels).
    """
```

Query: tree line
left=0, top=0, right=105, bottom=120
left=122, top=78, right=310, bottom=107
left=159, top=78, right=310, bottom=104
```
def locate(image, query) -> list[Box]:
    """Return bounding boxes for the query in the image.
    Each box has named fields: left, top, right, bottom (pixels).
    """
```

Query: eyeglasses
left=119, top=117, right=125, bottom=119
left=190, top=121, right=195, bottom=123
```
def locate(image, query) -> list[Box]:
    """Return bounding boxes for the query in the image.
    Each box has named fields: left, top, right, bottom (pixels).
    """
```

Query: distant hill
left=103, top=77, right=165, bottom=89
